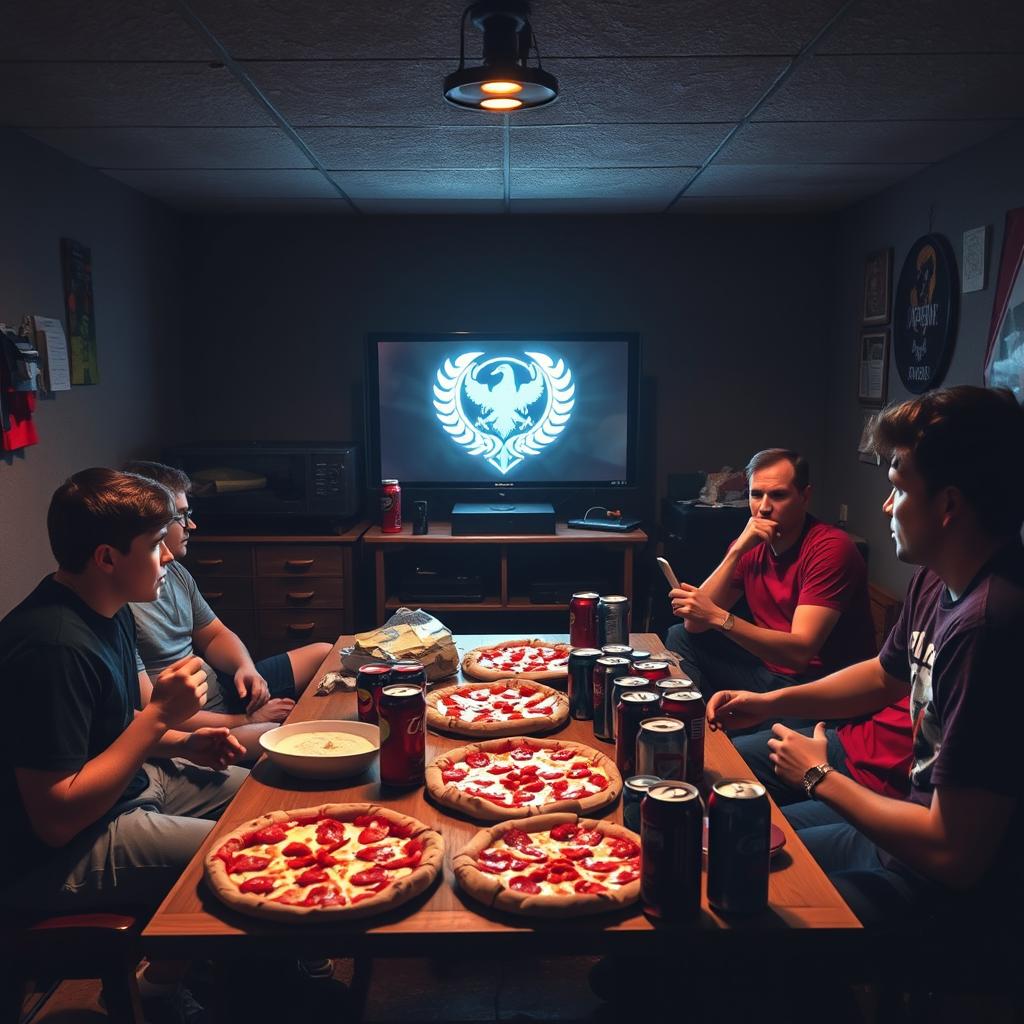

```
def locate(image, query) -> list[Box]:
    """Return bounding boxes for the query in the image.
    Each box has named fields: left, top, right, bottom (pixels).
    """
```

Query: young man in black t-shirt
left=0, top=468, right=246, bottom=913
left=705, top=386, right=1024, bottom=924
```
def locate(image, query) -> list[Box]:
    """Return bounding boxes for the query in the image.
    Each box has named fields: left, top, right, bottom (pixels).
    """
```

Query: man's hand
left=150, top=655, right=208, bottom=727
left=248, top=697, right=295, bottom=724
left=767, top=721, right=828, bottom=788
left=730, top=516, right=781, bottom=556
left=234, top=666, right=270, bottom=714
left=706, top=690, right=770, bottom=732
left=669, top=583, right=726, bottom=628
left=181, top=727, right=245, bottom=770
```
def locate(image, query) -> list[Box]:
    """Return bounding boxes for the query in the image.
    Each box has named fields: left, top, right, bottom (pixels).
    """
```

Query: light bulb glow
left=481, top=80, right=523, bottom=95
left=480, top=97, right=523, bottom=110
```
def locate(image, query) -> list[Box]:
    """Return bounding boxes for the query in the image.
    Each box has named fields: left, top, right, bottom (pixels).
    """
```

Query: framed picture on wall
left=862, top=248, right=892, bottom=325
left=984, top=207, right=1024, bottom=403
left=858, top=328, right=890, bottom=406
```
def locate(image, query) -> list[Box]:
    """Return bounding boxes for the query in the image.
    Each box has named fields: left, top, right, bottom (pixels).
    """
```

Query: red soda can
left=378, top=683, right=425, bottom=787
left=660, top=688, right=706, bottom=784
left=390, top=660, right=427, bottom=688
left=641, top=781, right=704, bottom=920
left=632, top=660, right=671, bottom=683
left=615, top=690, right=660, bottom=777
left=569, top=592, right=599, bottom=647
left=356, top=662, right=392, bottom=724
left=380, top=479, right=402, bottom=534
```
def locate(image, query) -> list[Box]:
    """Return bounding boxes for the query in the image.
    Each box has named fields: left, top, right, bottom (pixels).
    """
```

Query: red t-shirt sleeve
left=729, top=548, right=751, bottom=591
left=797, top=532, right=866, bottom=612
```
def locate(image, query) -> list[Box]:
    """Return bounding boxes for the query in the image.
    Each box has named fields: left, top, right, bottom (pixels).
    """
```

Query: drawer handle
left=284, top=559, right=315, bottom=570
left=204, top=591, right=225, bottom=601
left=287, top=591, right=315, bottom=601
left=196, top=558, right=224, bottom=568
left=286, top=622, right=316, bottom=635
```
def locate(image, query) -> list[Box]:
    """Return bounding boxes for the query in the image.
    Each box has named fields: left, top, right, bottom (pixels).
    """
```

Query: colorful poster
left=61, top=238, right=99, bottom=385
left=984, top=208, right=1024, bottom=403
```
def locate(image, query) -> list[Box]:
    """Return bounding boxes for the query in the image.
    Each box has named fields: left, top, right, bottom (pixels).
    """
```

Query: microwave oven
left=164, top=442, right=361, bottom=521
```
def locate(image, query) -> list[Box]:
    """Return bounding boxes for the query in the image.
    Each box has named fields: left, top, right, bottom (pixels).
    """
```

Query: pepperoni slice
left=357, top=818, right=392, bottom=844
left=549, top=748, right=577, bottom=762
left=303, top=885, right=346, bottom=907
left=574, top=880, right=607, bottom=895
left=273, top=888, right=308, bottom=905
left=608, top=838, right=641, bottom=860
left=442, top=768, right=468, bottom=783
left=550, top=823, right=578, bottom=842
left=239, top=876, right=276, bottom=894
left=282, top=842, right=312, bottom=858
left=252, top=824, right=289, bottom=845
left=528, top=866, right=550, bottom=881
left=316, top=819, right=347, bottom=849
left=285, top=855, right=316, bottom=869
left=214, top=837, right=245, bottom=863
left=509, top=748, right=535, bottom=763
left=350, top=865, right=390, bottom=887
left=567, top=766, right=591, bottom=779
left=296, top=867, right=329, bottom=886
left=614, top=869, right=640, bottom=885
left=478, top=849, right=512, bottom=872
left=574, top=829, right=603, bottom=847
left=581, top=859, right=618, bottom=873
left=519, top=686, right=537, bottom=698
left=467, top=787, right=513, bottom=808
left=562, top=846, right=592, bottom=861
left=502, top=828, right=533, bottom=851
left=512, top=790, right=537, bottom=805
left=549, top=866, right=580, bottom=884
left=517, top=764, right=539, bottom=777
left=587, top=773, right=610, bottom=791
left=315, top=849, right=341, bottom=867
left=227, top=854, right=272, bottom=875
left=350, top=883, right=390, bottom=904
left=389, top=820, right=416, bottom=839
left=557, top=787, right=586, bottom=800
left=487, top=764, right=514, bottom=776
left=508, top=876, right=541, bottom=894
left=521, top=781, right=545, bottom=793
left=465, top=751, right=491, bottom=768
left=508, top=857, right=531, bottom=871
left=500, top=776, right=522, bottom=791
left=471, top=712, right=494, bottom=723
left=538, top=769, right=564, bottom=781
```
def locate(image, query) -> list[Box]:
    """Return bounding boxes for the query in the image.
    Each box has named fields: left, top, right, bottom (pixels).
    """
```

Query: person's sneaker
left=140, top=983, right=207, bottom=1024
left=297, top=957, right=335, bottom=980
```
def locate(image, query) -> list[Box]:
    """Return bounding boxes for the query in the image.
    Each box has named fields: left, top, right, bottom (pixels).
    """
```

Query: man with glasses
left=124, top=461, right=332, bottom=758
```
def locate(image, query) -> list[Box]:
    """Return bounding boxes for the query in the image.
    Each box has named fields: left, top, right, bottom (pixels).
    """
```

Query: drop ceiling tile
left=328, top=169, right=503, bottom=199
left=681, top=162, right=929, bottom=199
left=510, top=123, right=732, bottom=167
left=510, top=198, right=665, bottom=214
left=103, top=168, right=341, bottom=202
left=510, top=167, right=694, bottom=201
left=0, top=63, right=274, bottom=127
left=25, top=127, right=310, bottom=169
left=757, top=55, right=1024, bottom=121
left=724, top=119, right=1016, bottom=164
left=820, top=0, right=1024, bottom=54
left=357, top=199, right=508, bottom=215
left=670, top=196, right=841, bottom=213
left=299, top=126, right=503, bottom=169
left=0, top=0, right=211, bottom=60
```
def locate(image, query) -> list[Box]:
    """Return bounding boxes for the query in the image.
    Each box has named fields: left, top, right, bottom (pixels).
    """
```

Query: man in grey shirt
left=126, top=461, right=333, bottom=757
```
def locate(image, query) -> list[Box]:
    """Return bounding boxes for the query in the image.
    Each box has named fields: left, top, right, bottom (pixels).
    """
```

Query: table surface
left=142, top=634, right=859, bottom=958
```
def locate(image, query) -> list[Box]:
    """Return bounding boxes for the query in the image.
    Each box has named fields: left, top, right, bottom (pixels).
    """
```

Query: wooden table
left=143, top=633, right=859, bottom=960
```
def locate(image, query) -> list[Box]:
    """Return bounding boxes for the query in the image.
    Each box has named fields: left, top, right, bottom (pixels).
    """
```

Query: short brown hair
left=870, top=385, right=1024, bottom=537
left=123, top=459, right=191, bottom=495
left=47, top=468, right=175, bottom=573
left=745, top=449, right=810, bottom=491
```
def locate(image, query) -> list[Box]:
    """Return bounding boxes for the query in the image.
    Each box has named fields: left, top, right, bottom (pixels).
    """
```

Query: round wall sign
left=893, top=234, right=959, bottom=394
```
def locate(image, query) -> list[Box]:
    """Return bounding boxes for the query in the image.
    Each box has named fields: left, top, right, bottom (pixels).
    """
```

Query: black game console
left=451, top=502, right=556, bottom=536
left=399, top=569, right=484, bottom=603
left=567, top=515, right=642, bottom=532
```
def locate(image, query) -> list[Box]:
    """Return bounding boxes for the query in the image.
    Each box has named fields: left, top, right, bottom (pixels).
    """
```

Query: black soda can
left=378, top=683, right=426, bottom=788
left=601, top=643, right=633, bottom=659
left=568, top=648, right=602, bottom=720
left=597, top=595, right=630, bottom=647
left=628, top=649, right=652, bottom=664
left=623, top=774, right=662, bottom=833
left=632, top=660, right=672, bottom=683
left=569, top=592, right=600, bottom=648
left=356, top=662, right=392, bottom=724
left=390, top=660, right=427, bottom=689
left=592, top=656, right=631, bottom=742
left=609, top=675, right=649, bottom=740
left=615, top=690, right=660, bottom=778
left=635, top=717, right=688, bottom=779
left=641, top=781, right=704, bottom=920
left=707, top=779, right=771, bottom=915
left=660, top=688, right=706, bottom=784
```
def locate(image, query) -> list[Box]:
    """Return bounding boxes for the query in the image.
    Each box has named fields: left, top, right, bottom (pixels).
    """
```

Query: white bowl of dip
left=259, top=720, right=380, bottom=780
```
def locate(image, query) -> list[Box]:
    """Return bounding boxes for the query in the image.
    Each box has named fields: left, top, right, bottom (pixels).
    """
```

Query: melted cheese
left=276, top=732, right=376, bottom=756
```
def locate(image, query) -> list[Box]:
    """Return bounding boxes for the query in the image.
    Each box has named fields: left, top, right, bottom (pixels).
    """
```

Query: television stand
left=362, top=522, right=647, bottom=625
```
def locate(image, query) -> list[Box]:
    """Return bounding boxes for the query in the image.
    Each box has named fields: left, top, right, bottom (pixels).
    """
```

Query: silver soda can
left=707, top=779, right=771, bottom=915
left=609, top=675, right=649, bottom=741
left=628, top=649, right=652, bottom=664
left=623, top=774, right=662, bottom=833
left=601, top=643, right=633, bottom=659
left=567, top=648, right=602, bottom=720
left=592, top=656, right=631, bottom=742
left=597, top=595, right=630, bottom=647
left=635, top=717, right=688, bottom=779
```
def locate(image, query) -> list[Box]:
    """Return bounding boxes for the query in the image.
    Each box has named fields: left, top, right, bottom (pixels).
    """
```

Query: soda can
left=390, top=660, right=427, bottom=689
left=632, top=660, right=672, bottom=683
left=569, top=592, right=600, bottom=648
left=378, top=683, right=425, bottom=788
left=641, top=781, right=703, bottom=920
left=635, top=717, right=688, bottom=779
left=623, top=774, right=662, bottom=833
left=615, top=690, right=660, bottom=777
left=597, top=595, right=630, bottom=647
left=356, top=662, right=392, bottom=724
left=380, top=479, right=402, bottom=534
left=707, top=779, right=771, bottom=915
left=660, top=688, right=706, bottom=784
left=656, top=678, right=696, bottom=696
left=592, top=656, right=631, bottom=742
left=609, top=675, right=649, bottom=740
left=601, top=643, right=633, bottom=659
left=628, top=649, right=652, bottom=664
left=568, top=648, right=601, bottom=720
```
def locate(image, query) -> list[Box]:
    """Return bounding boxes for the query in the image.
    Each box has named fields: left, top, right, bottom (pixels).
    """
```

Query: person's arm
left=138, top=669, right=253, bottom=729
left=192, top=617, right=269, bottom=713
left=706, top=656, right=907, bottom=732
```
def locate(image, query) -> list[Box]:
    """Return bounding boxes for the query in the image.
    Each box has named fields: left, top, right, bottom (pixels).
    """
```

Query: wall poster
left=61, top=238, right=99, bottom=385
left=984, top=208, right=1024, bottom=403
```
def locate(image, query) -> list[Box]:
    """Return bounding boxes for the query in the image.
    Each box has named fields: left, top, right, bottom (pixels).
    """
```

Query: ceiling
left=3, top=0, right=1023, bottom=215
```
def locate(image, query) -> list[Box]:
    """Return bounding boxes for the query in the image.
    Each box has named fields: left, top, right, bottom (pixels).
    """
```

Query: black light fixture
left=443, top=1, right=558, bottom=112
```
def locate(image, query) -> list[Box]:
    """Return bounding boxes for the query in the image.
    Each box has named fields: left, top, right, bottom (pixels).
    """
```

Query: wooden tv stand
left=362, top=522, right=648, bottom=624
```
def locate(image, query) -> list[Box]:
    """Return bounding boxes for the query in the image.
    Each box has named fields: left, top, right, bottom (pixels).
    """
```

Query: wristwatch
left=719, top=611, right=735, bottom=632
left=802, top=763, right=834, bottom=799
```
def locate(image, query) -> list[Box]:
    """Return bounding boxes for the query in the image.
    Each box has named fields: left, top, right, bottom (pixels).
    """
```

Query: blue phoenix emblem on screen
left=433, top=352, right=575, bottom=474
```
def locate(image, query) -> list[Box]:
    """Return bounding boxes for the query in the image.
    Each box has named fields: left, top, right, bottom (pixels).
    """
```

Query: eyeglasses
left=172, top=508, right=194, bottom=528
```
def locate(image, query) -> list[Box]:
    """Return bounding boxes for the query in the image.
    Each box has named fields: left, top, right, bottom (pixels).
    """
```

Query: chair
left=0, top=912, right=142, bottom=1023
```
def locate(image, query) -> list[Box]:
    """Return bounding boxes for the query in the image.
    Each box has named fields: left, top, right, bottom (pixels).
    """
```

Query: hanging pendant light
left=443, top=1, right=558, bottom=112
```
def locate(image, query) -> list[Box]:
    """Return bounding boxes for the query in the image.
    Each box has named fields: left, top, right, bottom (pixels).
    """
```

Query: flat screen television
left=365, top=333, right=640, bottom=495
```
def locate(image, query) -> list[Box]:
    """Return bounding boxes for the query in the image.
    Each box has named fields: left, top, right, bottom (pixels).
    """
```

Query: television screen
left=367, top=334, right=638, bottom=489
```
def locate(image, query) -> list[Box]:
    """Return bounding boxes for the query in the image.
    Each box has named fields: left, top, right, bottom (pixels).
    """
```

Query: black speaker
left=412, top=500, right=429, bottom=535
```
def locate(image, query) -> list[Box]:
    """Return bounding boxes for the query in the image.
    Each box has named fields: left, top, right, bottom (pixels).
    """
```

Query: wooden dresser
left=181, top=522, right=368, bottom=659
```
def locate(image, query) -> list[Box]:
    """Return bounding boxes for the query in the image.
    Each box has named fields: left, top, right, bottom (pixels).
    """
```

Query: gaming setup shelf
left=362, top=522, right=648, bottom=624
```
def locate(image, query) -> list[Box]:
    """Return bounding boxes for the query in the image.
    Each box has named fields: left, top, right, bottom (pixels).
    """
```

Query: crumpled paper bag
left=340, top=607, right=460, bottom=682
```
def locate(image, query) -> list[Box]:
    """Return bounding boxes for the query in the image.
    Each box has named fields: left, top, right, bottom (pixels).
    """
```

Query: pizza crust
left=203, top=803, right=444, bottom=922
left=426, top=677, right=570, bottom=737
left=425, top=736, right=622, bottom=822
left=461, top=638, right=571, bottom=682
left=453, top=813, right=641, bottom=918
